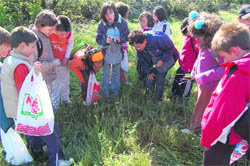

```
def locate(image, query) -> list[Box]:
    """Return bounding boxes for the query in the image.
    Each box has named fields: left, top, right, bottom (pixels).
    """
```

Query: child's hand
left=34, top=61, right=41, bottom=76
left=107, top=36, right=113, bottom=44
left=156, top=60, right=163, bottom=68
left=61, top=57, right=69, bottom=66
left=147, top=73, right=155, bottom=82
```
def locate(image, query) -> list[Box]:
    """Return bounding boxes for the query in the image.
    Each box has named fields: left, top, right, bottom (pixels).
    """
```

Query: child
left=238, top=4, right=250, bottom=30
left=32, top=10, right=58, bottom=95
left=49, top=15, right=74, bottom=109
left=201, top=22, right=250, bottom=165
left=1, top=26, right=71, bottom=166
left=171, top=16, right=199, bottom=98
left=186, top=12, right=225, bottom=133
left=128, top=30, right=176, bottom=102
left=96, top=1, right=129, bottom=99
left=152, top=6, right=171, bottom=38
left=69, top=46, right=103, bottom=104
left=138, top=11, right=154, bottom=32
left=115, top=2, right=130, bottom=85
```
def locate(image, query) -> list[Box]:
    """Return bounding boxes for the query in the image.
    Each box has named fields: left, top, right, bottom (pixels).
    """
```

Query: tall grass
left=1, top=8, right=248, bottom=166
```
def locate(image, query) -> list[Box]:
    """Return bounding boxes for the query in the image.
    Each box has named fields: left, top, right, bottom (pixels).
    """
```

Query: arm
left=69, top=58, right=84, bottom=83
left=138, top=50, right=153, bottom=74
left=65, top=32, right=74, bottom=59
left=157, top=35, right=174, bottom=62
left=14, top=64, right=29, bottom=92
left=96, top=22, right=108, bottom=47
left=119, top=20, right=129, bottom=44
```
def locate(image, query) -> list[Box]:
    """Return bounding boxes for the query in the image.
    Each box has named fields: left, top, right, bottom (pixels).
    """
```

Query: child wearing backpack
left=49, top=15, right=74, bottom=109
left=152, top=6, right=171, bottom=38
left=96, top=1, right=129, bottom=99
left=69, top=46, right=103, bottom=105
left=183, top=12, right=225, bottom=133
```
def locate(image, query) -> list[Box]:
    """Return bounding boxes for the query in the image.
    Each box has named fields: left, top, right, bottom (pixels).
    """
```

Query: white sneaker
left=59, top=158, right=74, bottom=166
left=181, top=128, right=191, bottom=134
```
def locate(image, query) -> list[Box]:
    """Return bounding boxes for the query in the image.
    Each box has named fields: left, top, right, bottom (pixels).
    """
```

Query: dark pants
left=203, top=107, right=249, bottom=166
left=145, top=71, right=167, bottom=101
left=80, top=70, right=89, bottom=100
left=26, top=123, right=65, bottom=166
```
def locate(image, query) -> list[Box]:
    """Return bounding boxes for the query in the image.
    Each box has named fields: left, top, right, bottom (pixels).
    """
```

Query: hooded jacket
left=201, top=53, right=250, bottom=148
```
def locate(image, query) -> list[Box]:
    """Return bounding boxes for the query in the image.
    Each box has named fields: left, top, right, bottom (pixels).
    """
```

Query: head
left=35, top=10, right=57, bottom=37
left=212, top=22, right=250, bottom=63
left=0, top=27, right=10, bottom=57
left=238, top=4, right=250, bottom=30
left=188, top=12, right=223, bottom=49
left=115, top=2, right=130, bottom=19
left=92, top=51, right=104, bottom=70
left=55, top=15, right=71, bottom=39
left=101, top=1, right=118, bottom=24
left=153, top=6, right=167, bottom=22
left=180, top=17, right=190, bottom=35
left=128, top=30, right=147, bottom=51
left=10, top=26, right=38, bottom=57
left=138, top=11, right=154, bottom=29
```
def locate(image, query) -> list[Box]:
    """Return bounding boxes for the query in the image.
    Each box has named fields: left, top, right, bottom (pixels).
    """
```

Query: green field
left=1, top=8, right=248, bottom=166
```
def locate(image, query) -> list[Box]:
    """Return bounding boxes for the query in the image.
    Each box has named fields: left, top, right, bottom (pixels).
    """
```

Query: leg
left=51, top=66, right=61, bottom=109
left=190, top=85, right=214, bottom=132
left=111, top=63, right=121, bottom=95
left=145, top=73, right=156, bottom=98
left=60, top=65, right=71, bottom=104
left=155, top=71, right=167, bottom=101
left=203, top=141, right=234, bottom=166
left=102, top=63, right=111, bottom=98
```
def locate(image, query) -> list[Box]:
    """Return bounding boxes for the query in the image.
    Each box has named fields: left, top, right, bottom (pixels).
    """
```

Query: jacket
left=201, top=53, right=250, bottom=148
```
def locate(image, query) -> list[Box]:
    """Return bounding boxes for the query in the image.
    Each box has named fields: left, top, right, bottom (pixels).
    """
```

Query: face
left=216, top=49, right=238, bottom=63
left=153, top=12, right=158, bottom=22
left=140, top=16, right=148, bottom=29
left=94, top=60, right=103, bottom=70
left=39, top=26, right=55, bottom=37
left=0, top=43, right=10, bottom=57
left=55, top=31, right=70, bottom=39
left=239, top=17, right=250, bottom=30
left=105, top=8, right=115, bottom=24
left=22, top=41, right=37, bottom=57
left=133, top=39, right=147, bottom=51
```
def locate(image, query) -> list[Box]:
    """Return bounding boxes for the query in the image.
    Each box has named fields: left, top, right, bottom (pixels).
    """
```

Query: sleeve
left=138, top=51, right=153, bottom=74
left=96, top=22, right=108, bottom=47
left=201, top=75, right=249, bottom=147
left=119, top=20, right=129, bottom=44
left=65, top=31, right=74, bottom=59
left=69, top=58, right=84, bottom=83
left=157, top=35, right=174, bottom=62
left=14, top=64, right=29, bottom=92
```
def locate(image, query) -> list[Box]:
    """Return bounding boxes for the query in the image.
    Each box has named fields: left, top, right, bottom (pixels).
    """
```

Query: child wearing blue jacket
left=96, top=1, right=129, bottom=99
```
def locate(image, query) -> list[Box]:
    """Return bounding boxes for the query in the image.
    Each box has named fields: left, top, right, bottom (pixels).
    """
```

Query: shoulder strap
left=228, top=65, right=238, bottom=79
left=190, top=37, right=198, bottom=58
left=163, top=24, right=167, bottom=33
left=36, top=37, right=43, bottom=61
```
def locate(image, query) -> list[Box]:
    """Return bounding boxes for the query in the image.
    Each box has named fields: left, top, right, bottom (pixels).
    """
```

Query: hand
left=61, top=57, right=69, bottom=66
left=33, top=61, right=41, bottom=76
left=147, top=73, right=155, bottom=82
left=115, top=37, right=120, bottom=43
left=107, top=36, right=113, bottom=44
left=156, top=60, right=164, bottom=67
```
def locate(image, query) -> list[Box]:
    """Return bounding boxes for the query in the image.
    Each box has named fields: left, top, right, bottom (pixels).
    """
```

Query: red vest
left=49, top=33, right=69, bottom=60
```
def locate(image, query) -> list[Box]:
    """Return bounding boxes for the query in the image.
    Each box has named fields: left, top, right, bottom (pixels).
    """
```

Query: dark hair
left=35, top=10, right=57, bottom=28
left=128, top=30, right=146, bottom=45
left=138, top=11, right=154, bottom=28
left=115, top=2, right=130, bottom=19
left=0, top=26, right=10, bottom=45
left=56, top=15, right=72, bottom=32
left=10, top=26, right=37, bottom=48
left=212, top=22, right=250, bottom=53
left=180, top=17, right=189, bottom=34
left=153, top=6, right=167, bottom=21
left=101, top=1, right=118, bottom=23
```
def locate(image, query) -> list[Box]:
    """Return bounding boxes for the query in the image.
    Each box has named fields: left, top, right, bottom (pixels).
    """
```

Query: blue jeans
left=145, top=71, right=167, bottom=101
left=102, top=63, right=121, bottom=98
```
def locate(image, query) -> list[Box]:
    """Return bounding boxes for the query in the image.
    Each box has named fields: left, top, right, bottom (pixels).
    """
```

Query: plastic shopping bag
left=121, top=50, right=129, bottom=72
left=230, top=140, right=248, bottom=164
left=15, top=68, right=54, bottom=136
left=1, top=128, right=33, bottom=165
left=86, top=72, right=100, bottom=105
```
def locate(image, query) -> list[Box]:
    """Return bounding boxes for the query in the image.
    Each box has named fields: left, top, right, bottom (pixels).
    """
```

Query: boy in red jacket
left=201, top=22, right=250, bottom=165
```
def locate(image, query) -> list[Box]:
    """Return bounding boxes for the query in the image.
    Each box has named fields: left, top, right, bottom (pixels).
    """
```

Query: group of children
left=0, top=1, right=249, bottom=165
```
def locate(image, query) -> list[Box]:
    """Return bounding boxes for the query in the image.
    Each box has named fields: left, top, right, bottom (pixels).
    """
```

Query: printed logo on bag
left=21, top=93, right=43, bottom=120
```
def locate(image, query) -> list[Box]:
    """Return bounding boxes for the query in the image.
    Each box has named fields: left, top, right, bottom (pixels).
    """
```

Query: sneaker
left=181, top=128, right=191, bottom=134
left=59, top=158, right=74, bottom=166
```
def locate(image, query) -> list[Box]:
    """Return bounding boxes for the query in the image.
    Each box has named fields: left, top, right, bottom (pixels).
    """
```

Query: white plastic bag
left=121, top=51, right=129, bottom=72
left=15, top=68, right=54, bottom=136
left=1, top=128, right=33, bottom=165
left=86, top=72, right=100, bottom=105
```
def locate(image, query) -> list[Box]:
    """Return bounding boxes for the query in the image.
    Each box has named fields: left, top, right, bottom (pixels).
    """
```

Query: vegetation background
left=0, top=0, right=249, bottom=165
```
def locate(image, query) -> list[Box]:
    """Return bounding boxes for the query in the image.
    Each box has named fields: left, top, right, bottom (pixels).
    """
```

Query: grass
left=0, top=8, right=249, bottom=166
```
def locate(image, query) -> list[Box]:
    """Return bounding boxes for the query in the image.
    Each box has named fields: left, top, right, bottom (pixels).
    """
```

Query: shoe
left=59, top=158, right=74, bottom=166
left=181, top=128, right=191, bottom=134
